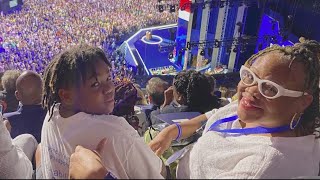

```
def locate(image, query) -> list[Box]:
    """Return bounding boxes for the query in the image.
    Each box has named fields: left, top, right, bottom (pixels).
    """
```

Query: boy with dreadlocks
left=39, top=44, right=164, bottom=179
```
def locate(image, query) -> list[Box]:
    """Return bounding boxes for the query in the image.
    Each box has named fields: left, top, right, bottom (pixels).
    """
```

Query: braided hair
left=42, top=44, right=111, bottom=121
left=173, top=70, right=220, bottom=113
left=245, top=39, right=320, bottom=136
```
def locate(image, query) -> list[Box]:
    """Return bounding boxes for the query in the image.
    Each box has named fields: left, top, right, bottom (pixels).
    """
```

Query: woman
left=149, top=39, right=320, bottom=178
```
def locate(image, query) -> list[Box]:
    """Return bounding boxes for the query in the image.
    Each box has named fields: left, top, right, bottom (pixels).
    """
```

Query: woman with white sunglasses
left=149, top=39, right=320, bottom=179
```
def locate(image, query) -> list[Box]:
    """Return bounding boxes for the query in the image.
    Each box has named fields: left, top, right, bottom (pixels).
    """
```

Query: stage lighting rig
left=158, top=5, right=164, bottom=12
left=170, top=5, right=176, bottom=13
left=156, top=0, right=178, bottom=13
left=180, top=0, right=264, bottom=12
left=186, top=35, right=276, bottom=52
left=168, top=52, right=174, bottom=59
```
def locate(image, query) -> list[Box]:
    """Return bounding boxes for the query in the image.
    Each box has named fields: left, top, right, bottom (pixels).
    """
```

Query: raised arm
left=149, top=109, right=216, bottom=156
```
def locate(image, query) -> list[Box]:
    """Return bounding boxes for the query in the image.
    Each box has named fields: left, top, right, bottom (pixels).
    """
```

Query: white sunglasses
left=240, top=66, right=308, bottom=99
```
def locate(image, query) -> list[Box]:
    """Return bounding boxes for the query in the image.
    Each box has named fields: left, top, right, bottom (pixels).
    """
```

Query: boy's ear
left=58, top=89, right=75, bottom=105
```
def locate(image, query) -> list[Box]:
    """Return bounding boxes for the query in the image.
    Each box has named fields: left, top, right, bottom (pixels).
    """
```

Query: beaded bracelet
left=174, top=123, right=182, bottom=141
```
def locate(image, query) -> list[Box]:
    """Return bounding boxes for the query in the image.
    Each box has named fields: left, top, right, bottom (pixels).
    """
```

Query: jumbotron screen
left=0, top=0, right=23, bottom=13
left=9, top=0, right=18, bottom=8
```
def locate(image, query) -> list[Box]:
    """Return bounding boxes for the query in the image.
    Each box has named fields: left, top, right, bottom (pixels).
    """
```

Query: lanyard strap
left=207, top=115, right=291, bottom=135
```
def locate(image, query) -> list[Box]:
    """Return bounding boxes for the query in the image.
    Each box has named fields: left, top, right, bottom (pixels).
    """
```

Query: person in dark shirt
left=4, top=71, right=46, bottom=143
left=0, top=70, right=21, bottom=113
left=145, top=77, right=169, bottom=126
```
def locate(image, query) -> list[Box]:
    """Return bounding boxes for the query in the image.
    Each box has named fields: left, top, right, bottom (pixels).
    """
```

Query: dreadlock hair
left=245, top=39, right=320, bottom=137
left=173, top=70, right=221, bottom=113
left=42, top=44, right=111, bottom=121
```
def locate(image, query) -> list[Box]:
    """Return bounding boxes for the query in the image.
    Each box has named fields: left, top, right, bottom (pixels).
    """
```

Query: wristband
left=174, top=123, right=182, bottom=141
left=105, top=172, right=117, bottom=179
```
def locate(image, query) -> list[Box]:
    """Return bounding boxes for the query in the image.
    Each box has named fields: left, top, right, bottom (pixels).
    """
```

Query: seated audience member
left=4, top=71, right=46, bottom=143
left=205, top=74, right=217, bottom=96
left=149, top=39, right=320, bottom=178
left=150, top=70, right=221, bottom=125
left=145, top=77, right=169, bottom=118
left=112, top=81, right=142, bottom=133
left=133, top=83, right=148, bottom=105
left=0, top=70, right=21, bottom=113
left=136, top=77, right=169, bottom=125
left=134, top=77, right=169, bottom=135
left=39, top=44, right=165, bottom=179
left=0, top=119, right=37, bottom=178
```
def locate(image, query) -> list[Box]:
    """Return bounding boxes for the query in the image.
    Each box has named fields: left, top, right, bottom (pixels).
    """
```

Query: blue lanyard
left=207, top=115, right=292, bottom=135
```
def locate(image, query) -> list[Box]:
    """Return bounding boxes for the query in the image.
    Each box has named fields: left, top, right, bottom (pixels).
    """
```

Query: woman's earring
left=290, top=113, right=303, bottom=129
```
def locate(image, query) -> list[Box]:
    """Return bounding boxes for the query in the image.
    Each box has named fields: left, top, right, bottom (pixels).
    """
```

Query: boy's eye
left=91, top=82, right=100, bottom=87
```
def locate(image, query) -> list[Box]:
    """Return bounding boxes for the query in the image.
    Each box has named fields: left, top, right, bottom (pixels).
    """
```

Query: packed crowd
left=0, top=0, right=177, bottom=74
left=0, top=1, right=320, bottom=179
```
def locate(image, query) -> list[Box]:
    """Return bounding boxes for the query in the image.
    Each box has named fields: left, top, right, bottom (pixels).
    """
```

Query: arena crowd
left=0, top=1, right=320, bottom=179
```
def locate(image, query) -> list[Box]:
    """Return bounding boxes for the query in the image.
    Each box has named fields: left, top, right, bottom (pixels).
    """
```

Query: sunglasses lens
left=261, top=81, right=278, bottom=98
left=240, top=68, right=254, bottom=85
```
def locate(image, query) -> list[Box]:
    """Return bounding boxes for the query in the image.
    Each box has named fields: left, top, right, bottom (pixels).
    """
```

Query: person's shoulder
left=92, top=114, right=139, bottom=135
left=203, top=101, right=238, bottom=132
left=93, top=114, right=127, bottom=123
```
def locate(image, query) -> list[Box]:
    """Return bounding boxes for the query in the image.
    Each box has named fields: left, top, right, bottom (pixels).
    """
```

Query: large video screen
left=0, top=0, right=23, bottom=13
left=9, top=0, right=18, bottom=8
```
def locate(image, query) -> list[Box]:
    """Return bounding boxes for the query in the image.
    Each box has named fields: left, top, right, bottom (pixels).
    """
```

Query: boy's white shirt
left=40, top=103, right=163, bottom=179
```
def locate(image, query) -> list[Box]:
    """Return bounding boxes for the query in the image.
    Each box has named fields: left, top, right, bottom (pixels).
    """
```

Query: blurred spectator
left=144, top=77, right=169, bottom=126
left=133, top=83, right=148, bottom=105
left=146, top=77, right=169, bottom=108
left=0, top=70, right=21, bottom=113
left=4, top=71, right=46, bottom=143
left=150, top=70, right=221, bottom=125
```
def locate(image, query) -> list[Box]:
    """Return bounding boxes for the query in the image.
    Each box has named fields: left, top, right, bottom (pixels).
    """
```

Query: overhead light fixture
left=233, top=47, right=238, bottom=53
left=170, top=5, right=176, bottom=13
left=200, top=49, right=205, bottom=56
left=186, top=42, right=191, bottom=50
left=168, top=52, right=174, bottom=59
left=158, top=5, right=164, bottom=12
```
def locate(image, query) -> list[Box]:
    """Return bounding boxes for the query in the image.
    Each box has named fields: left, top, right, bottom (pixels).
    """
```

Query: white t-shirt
left=0, top=119, right=33, bottom=179
left=180, top=101, right=320, bottom=179
left=40, top=104, right=163, bottom=179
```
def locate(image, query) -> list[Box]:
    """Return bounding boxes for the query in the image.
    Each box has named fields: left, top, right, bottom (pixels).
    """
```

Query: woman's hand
left=148, top=126, right=176, bottom=156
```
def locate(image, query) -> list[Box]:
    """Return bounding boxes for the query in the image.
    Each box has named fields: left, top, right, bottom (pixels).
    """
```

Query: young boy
left=39, top=44, right=164, bottom=179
